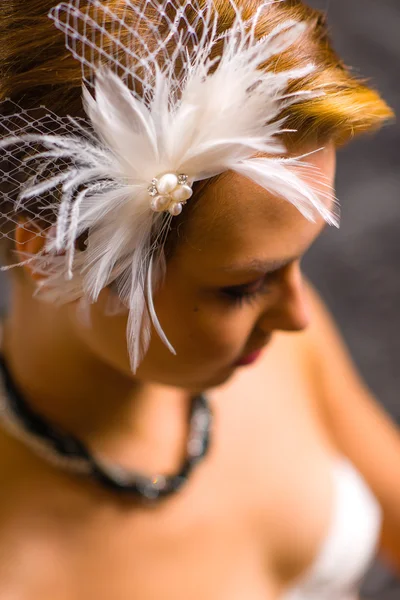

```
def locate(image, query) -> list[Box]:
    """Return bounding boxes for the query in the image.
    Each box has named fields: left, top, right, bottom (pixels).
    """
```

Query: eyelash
left=222, top=275, right=272, bottom=307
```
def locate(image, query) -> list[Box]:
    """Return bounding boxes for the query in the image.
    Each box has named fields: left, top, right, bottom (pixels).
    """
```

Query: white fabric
left=283, top=459, right=382, bottom=600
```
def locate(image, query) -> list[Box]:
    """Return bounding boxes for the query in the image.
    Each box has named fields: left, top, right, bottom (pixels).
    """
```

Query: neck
left=1, top=285, right=194, bottom=473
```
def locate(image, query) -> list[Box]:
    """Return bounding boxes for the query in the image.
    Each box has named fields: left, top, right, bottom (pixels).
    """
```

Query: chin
left=192, top=366, right=236, bottom=391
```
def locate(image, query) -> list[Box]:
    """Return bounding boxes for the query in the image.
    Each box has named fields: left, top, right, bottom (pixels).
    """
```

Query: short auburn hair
left=0, top=0, right=394, bottom=259
left=0, top=0, right=393, bottom=143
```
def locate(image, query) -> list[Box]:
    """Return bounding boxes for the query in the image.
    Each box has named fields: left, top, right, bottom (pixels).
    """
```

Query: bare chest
left=0, top=336, right=339, bottom=600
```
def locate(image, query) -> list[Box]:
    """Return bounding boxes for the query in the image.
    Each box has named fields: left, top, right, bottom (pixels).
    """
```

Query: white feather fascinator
left=0, top=0, right=337, bottom=372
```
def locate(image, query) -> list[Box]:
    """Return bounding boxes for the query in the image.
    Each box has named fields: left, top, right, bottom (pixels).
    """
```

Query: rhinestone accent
left=148, top=185, right=158, bottom=197
left=178, top=174, right=189, bottom=185
left=141, top=482, right=161, bottom=500
left=152, top=475, right=167, bottom=489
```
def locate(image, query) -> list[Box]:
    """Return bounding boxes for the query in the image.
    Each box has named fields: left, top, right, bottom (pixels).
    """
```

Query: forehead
left=174, top=145, right=337, bottom=278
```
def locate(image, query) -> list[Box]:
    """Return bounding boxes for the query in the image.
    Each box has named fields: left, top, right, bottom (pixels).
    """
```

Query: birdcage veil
left=0, top=0, right=337, bottom=373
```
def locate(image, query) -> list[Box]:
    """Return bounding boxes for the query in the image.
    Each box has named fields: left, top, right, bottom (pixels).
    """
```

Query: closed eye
left=221, top=271, right=279, bottom=307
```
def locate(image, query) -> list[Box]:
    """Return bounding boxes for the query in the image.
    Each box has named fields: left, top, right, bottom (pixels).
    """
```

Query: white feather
left=0, top=0, right=338, bottom=373
left=147, top=255, right=176, bottom=357
left=232, top=157, right=338, bottom=226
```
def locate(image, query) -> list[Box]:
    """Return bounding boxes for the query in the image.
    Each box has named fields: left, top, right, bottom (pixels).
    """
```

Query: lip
left=234, top=335, right=272, bottom=368
left=234, top=349, right=264, bottom=367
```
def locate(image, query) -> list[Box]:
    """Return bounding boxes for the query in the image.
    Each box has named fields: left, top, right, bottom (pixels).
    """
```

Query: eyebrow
left=219, top=219, right=330, bottom=276
left=220, top=256, right=298, bottom=274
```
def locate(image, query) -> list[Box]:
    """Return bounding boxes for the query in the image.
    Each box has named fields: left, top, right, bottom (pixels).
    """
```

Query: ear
left=14, top=219, right=47, bottom=281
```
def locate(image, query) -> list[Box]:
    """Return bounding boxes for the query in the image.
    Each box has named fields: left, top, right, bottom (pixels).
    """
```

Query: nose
left=257, top=263, right=310, bottom=333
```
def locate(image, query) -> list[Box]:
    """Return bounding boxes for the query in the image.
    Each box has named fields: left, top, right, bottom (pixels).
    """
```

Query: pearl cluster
left=148, top=173, right=193, bottom=216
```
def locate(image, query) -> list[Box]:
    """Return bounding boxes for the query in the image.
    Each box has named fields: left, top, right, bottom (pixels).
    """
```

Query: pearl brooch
left=148, top=172, right=193, bottom=216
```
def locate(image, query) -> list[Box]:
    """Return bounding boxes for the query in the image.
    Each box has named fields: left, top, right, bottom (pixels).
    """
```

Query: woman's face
left=71, top=143, right=337, bottom=390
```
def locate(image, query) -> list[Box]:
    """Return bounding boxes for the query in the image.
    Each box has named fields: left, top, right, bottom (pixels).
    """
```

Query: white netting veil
left=0, top=0, right=338, bottom=373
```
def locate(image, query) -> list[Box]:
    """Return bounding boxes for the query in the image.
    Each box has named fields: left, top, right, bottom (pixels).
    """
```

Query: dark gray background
left=305, top=0, right=400, bottom=422
left=304, top=1, right=400, bottom=597
left=0, top=0, right=399, bottom=597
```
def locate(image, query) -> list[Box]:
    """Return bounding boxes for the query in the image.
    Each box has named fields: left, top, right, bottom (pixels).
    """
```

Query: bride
left=0, top=0, right=398, bottom=598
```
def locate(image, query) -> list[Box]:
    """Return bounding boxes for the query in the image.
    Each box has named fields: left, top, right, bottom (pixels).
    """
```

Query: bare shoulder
left=299, top=281, right=399, bottom=451
left=298, top=282, right=400, bottom=571
left=298, top=281, right=400, bottom=460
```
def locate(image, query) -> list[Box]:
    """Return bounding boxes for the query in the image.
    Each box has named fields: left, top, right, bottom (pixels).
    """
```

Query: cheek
left=192, top=306, right=249, bottom=358
left=68, top=293, right=132, bottom=375
left=154, top=283, right=253, bottom=363
left=69, top=281, right=256, bottom=382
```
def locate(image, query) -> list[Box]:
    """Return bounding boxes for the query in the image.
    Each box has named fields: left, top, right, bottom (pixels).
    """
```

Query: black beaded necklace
left=0, top=355, right=213, bottom=503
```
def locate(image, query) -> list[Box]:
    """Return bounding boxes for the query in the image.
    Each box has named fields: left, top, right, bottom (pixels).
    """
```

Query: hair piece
left=0, top=0, right=393, bottom=372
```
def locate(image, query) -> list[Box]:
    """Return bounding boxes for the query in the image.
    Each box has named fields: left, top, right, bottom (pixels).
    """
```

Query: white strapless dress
left=282, top=459, right=382, bottom=600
